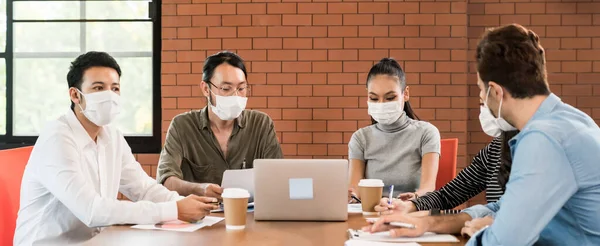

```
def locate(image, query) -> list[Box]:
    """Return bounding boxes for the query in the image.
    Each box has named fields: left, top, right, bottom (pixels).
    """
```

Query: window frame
left=0, top=0, right=163, bottom=153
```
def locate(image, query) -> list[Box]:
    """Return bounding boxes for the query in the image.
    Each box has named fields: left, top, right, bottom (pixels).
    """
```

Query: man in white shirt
left=14, top=51, right=218, bottom=246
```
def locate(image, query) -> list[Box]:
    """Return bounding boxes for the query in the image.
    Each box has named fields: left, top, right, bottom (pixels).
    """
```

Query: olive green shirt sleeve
left=157, top=120, right=184, bottom=185
left=260, top=119, right=284, bottom=159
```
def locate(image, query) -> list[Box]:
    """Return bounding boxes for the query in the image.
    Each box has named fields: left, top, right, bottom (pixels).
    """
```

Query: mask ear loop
left=484, top=86, right=491, bottom=107
left=486, top=84, right=504, bottom=120
left=484, top=85, right=500, bottom=120
left=207, top=90, right=214, bottom=107
left=496, top=87, right=504, bottom=120
left=75, top=88, right=86, bottom=113
left=206, top=82, right=217, bottom=107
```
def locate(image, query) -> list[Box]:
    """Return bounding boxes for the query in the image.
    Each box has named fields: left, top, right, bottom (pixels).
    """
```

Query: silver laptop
left=253, top=159, right=348, bottom=221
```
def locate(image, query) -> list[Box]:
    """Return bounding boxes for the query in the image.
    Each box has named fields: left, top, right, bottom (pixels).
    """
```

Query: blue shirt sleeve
left=466, top=131, right=578, bottom=246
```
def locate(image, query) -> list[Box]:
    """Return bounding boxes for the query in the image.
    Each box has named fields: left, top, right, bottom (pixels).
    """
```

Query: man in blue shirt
left=364, top=24, right=600, bottom=245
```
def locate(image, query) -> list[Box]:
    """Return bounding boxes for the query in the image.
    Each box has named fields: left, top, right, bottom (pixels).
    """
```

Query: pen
left=387, top=222, right=416, bottom=229
left=388, top=185, right=394, bottom=205
left=366, top=218, right=416, bottom=229
left=351, top=194, right=361, bottom=203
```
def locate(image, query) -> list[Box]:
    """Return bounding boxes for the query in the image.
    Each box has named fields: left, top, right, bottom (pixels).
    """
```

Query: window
left=0, top=0, right=162, bottom=153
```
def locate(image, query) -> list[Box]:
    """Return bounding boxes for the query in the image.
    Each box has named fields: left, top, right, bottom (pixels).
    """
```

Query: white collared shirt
left=14, top=110, right=182, bottom=246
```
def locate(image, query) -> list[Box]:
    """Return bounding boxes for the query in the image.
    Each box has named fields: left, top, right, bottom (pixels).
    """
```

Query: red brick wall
left=132, top=0, right=599, bottom=206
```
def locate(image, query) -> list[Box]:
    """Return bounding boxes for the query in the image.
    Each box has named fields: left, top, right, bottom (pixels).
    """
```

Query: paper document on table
left=345, top=239, right=420, bottom=246
left=348, top=204, right=363, bottom=214
left=131, top=216, right=224, bottom=232
left=221, top=168, right=254, bottom=202
left=347, top=229, right=459, bottom=243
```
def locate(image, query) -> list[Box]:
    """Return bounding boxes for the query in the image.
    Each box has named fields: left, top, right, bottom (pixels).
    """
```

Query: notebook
left=348, top=204, right=363, bottom=214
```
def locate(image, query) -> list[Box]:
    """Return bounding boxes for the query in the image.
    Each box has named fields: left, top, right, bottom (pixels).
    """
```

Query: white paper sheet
left=345, top=240, right=420, bottom=246
left=221, top=169, right=255, bottom=202
left=131, top=216, right=224, bottom=232
left=348, top=204, right=363, bottom=214
left=365, top=217, right=379, bottom=223
left=348, top=229, right=459, bottom=243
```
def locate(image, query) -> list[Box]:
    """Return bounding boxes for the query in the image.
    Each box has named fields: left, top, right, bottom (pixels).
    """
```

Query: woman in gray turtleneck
left=348, top=58, right=441, bottom=201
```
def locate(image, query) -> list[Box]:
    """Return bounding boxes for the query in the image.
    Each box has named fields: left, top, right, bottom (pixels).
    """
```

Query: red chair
left=436, top=139, right=458, bottom=190
left=0, top=146, right=34, bottom=246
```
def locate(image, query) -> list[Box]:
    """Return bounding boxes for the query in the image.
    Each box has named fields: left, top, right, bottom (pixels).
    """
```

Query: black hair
left=498, top=130, right=519, bottom=191
left=202, top=50, right=247, bottom=84
left=67, top=51, right=122, bottom=110
left=366, top=58, right=419, bottom=124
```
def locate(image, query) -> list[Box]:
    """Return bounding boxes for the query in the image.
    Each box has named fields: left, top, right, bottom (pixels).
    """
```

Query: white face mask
left=479, top=86, right=516, bottom=137
left=208, top=92, right=248, bottom=121
left=77, top=89, right=121, bottom=126
left=367, top=100, right=404, bottom=125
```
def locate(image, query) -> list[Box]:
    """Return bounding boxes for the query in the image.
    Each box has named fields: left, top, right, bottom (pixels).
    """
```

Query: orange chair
left=436, top=139, right=458, bottom=190
left=0, top=146, right=33, bottom=246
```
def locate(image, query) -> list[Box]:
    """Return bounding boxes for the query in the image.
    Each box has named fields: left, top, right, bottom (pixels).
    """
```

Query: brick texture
left=160, top=0, right=468, bottom=168
left=134, top=0, right=599, bottom=206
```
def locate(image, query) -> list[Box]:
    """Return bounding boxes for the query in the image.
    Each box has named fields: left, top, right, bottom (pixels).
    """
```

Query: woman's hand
left=397, top=192, right=417, bottom=201
left=374, top=198, right=417, bottom=215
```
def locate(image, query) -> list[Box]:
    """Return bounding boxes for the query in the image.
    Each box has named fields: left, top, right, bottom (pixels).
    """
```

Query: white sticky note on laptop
left=289, top=178, right=314, bottom=200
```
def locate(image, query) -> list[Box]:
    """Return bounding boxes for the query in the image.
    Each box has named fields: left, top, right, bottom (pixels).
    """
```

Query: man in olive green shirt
left=157, top=51, right=283, bottom=199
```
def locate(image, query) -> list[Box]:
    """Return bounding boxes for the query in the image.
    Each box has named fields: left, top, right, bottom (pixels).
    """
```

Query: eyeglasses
left=206, top=81, right=250, bottom=96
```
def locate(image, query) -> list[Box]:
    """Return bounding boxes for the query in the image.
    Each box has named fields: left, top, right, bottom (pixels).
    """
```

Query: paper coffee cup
left=358, top=179, right=384, bottom=216
left=222, top=188, right=250, bottom=230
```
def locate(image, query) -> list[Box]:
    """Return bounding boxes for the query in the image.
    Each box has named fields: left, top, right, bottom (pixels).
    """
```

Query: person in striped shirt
left=375, top=130, right=519, bottom=215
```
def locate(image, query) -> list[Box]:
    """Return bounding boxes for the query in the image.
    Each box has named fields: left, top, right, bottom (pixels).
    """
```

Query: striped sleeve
left=412, top=137, right=503, bottom=211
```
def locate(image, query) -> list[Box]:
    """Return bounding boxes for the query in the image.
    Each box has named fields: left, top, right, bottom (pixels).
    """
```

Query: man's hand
left=374, top=198, right=417, bottom=215
left=176, top=195, right=219, bottom=222
left=461, top=216, right=494, bottom=237
left=362, top=213, right=431, bottom=238
left=197, top=183, right=224, bottom=199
